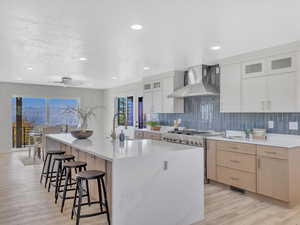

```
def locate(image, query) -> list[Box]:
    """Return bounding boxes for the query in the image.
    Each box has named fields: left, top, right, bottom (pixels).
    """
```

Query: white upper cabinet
left=143, top=91, right=153, bottom=114
left=242, top=59, right=266, bottom=78
left=242, top=77, right=267, bottom=112
left=152, top=90, right=163, bottom=113
left=142, top=71, right=184, bottom=114
left=220, top=63, right=241, bottom=112
left=242, top=73, right=297, bottom=112
left=266, top=72, right=296, bottom=112
left=220, top=41, right=300, bottom=113
left=268, top=53, right=296, bottom=75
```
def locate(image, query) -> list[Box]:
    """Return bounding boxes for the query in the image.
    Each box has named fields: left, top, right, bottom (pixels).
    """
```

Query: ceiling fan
left=52, top=76, right=84, bottom=86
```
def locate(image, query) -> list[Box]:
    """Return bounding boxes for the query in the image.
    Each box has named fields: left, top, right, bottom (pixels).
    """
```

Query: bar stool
left=71, top=170, right=110, bottom=225
left=56, top=161, right=90, bottom=213
left=47, top=154, right=75, bottom=192
left=40, top=150, right=66, bottom=187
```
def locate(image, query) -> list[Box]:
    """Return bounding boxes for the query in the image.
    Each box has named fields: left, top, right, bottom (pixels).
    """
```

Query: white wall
left=103, top=82, right=143, bottom=137
left=0, top=82, right=104, bottom=153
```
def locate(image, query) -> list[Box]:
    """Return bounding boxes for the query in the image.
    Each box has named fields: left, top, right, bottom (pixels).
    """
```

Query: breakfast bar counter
left=46, top=133, right=204, bottom=225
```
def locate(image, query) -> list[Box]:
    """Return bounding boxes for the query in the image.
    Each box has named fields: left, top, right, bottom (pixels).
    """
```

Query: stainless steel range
left=162, top=130, right=221, bottom=146
left=161, top=129, right=223, bottom=183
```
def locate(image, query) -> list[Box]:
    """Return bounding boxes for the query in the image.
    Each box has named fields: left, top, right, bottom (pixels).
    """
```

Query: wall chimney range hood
left=169, top=64, right=220, bottom=98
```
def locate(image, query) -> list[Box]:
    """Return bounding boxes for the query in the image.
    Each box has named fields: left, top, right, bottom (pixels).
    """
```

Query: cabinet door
left=162, top=77, right=174, bottom=113
left=268, top=53, right=296, bottom=74
left=242, top=77, right=267, bottom=112
left=242, top=59, right=266, bottom=78
left=220, top=63, right=241, bottom=112
left=207, top=140, right=217, bottom=180
left=143, top=83, right=152, bottom=92
left=266, top=72, right=296, bottom=112
left=257, top=156, right=289, bottom=202
left=152, top=90, right=162, bottom=113
left=143, top=92, right=153, bottom=114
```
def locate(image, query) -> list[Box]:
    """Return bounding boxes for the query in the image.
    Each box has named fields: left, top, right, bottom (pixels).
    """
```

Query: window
left=47, top=98, right=79, bottom=126
left=12, top=97, right=79, bottom=148
left=127, top=96, right=134, bottom=126
left=117, top=97, right=126, bottom=126
left=117, top=96, right=134, bottom=126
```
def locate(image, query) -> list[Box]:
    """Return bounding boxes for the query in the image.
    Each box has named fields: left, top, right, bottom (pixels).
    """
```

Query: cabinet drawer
left=217, top=150, right=256, bottom=173
left=217, top=141, right=257, bottom=155
left=257, top=145, right=288, bottom=159
left=217, top=166, right=256, bottom=192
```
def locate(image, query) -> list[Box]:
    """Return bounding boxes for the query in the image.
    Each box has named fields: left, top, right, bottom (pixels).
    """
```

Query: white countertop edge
left=46, top=134, right=203, bottom=161
left=206, top=136, right=300, bottom=148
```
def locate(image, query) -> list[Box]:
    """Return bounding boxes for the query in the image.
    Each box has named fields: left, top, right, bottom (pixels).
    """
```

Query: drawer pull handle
left=230, top=160, right=240, bottom=163
left=230, top=177, right=240, bottom=181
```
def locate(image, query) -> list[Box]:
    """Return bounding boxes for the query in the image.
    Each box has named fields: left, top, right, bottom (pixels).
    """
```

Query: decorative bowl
left=71, top=130, right=93, bottom=139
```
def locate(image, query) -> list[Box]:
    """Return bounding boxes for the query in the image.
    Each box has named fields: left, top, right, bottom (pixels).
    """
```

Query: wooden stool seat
left=53, top=154, right=75, bottom=161
left=63, top=161, right=87, bottom=168
left=47, top=150, right=66, bottom=155
left=76, top=170, right=105, bottom=180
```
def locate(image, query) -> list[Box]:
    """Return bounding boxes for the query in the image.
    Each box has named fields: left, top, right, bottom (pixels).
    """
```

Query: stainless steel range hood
left=169, top=65, right=220, bottom=98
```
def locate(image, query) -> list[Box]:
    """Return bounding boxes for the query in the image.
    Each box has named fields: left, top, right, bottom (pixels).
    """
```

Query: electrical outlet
left=268, top=121, right=274, bottom=129
left=289, top=122, right=298, bottom=130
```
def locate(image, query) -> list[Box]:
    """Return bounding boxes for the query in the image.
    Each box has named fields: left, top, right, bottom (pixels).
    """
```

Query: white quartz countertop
left=207, top=134, right=300, bottom=148
left=46, top=133, right=200, bottom=161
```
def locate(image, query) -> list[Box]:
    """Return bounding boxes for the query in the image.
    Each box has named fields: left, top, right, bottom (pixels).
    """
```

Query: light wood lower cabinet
left=207, top=140, right=217, bottom=180
left=208, top=140, right=300, bottom=206
left=217, top=166, right=256, bottom=192
left=257, top=155, right=289, bottom=201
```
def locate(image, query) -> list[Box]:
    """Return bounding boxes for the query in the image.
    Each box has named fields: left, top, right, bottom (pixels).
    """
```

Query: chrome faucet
left=111, top=112, right=127, bottom=140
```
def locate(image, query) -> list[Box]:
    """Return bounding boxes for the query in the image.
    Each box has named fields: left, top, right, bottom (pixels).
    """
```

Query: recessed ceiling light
left=27, top=67, right=33, bottom=71
left=79, top=57, right=87, bottom=61
left=112, top=76, right=118, bottom=80
left=143, top=66, right=150, bottom=70
left=210, top=46, right=221, bottom=50
left=130, top=24, right=143, bottom=30
left=16, top=77, right=23, bottom=81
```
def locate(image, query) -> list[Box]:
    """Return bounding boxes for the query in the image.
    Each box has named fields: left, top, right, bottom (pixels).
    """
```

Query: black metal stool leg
left=71, top=178, right=79, bottom=219
left=48, top=159, right=56, bottom=192
left=97, top=177, right=103, bottom=212
left=101, top=177, right=111, bottom=225
left=55, top=160, right=62, bottom=200
left=86, top=179, right=91, bottom=206
left=45, top=154, right=53, bottom=188
left=40, top=153, right=49, bottom=183
left=56, top=166, right=65, bottom=204
left=76, top=179, right=83, bottom=225
left=61, top=167, right=71, bottom=213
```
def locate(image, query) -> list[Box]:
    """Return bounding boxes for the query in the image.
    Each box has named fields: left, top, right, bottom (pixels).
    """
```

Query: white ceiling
left=0, top=0, right=300, bottom=89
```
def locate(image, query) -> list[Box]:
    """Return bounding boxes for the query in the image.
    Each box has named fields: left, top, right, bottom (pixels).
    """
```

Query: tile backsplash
left=152, top=96, right=300, bottom=135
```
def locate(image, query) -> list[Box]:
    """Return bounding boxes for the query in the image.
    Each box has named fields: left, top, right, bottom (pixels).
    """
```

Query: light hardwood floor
left=1, top=152, right=300, bottom=225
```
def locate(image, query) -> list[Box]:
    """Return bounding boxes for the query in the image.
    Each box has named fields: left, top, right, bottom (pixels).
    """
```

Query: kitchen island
left=46, top=133, right=204, bottom=225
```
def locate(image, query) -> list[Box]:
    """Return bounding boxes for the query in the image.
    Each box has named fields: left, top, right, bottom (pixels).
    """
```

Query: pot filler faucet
left=111, top=112, right=128, bottom=140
